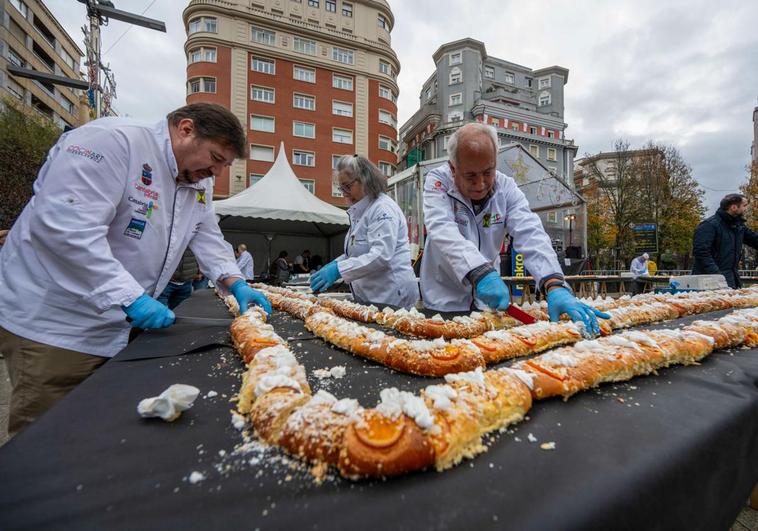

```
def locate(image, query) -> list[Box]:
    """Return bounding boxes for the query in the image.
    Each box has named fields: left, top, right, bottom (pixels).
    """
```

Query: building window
left=293, top=121, right=315, bottom=138
left=293, top=150, right=315, bottom=166
left=251, top=115, right=275, bottom=133
left=539, top=77, right=551, bottom=89
left=379, top=60, right=391, bottom=75
left=379, top=136, right=395, bottom=152
left=293, top=37, right=316, bottom=55
left=332, top=128, right=353, bottom=144
left=300, top=179, right=316, bottom=194
left=448, top=111, right=463, bottom=122
left=190, top=47, right=217, bottom=63
left=325, top=0, right=336, bottom=11
left=547, top=211, right=558, bottom=224
left=332, top=100, right=353, bottom=117
left=379, top=85, right=395, bottom=102
left=7, top=48, right=25, bottom=68
left=547, top=148, right=557, bottom=161
left=539, top=91, right=551, bottom=106
left=505, top=72, right=515, bottom=84
left=250, top=174, right=264, bottom=187
left=332, top=46, right=354, bottom=65
left=251, top=57, right=275, bottom=74
left=443, top=135, right=450, bottom=149
left=525, top=76, right=533, bottom=88
left=251, top=85, right=275, bottom=103
left=425, top=86, right=433, bottom=100
left=449, top=92, right=462, bottom=106
left=251, top=25, right=275, bottom=45
left=188, top=77, right=216, bottom=94
left=189, top=17, right=217, bottom=34
left=293, top=93, right=315, bottom=111
left=342, top=3, right=352, bottom=16
left=449, top=67, right=462, bottom=85
left=308, top=0, right=319, bottom=6
left=378, top=110, right=396, bottom=127
left=60, top=48, right=76, bottom=70
left=332, top=74, right=353, bottom=90
left=449, top=51, right=462, bottom=65
left=484, top=66, right=494, bottom=79
left=251, top=144, right=275, bottom=161
left=6, top=77, right=24, bottom=100
left=294, top=65, right=316, bottom=83
left=528, top=145, right=540, bottom=158
left=377, top=14, right=389, bottom=30
left=529, top=126, right=537, bottom=135
left=548, top=130, right=555, bottom=139
left=511, top=122, right=520, bottom=131
left=9, top=0, right=28, bottom=17
left=378, top=162, right=394, bottom=176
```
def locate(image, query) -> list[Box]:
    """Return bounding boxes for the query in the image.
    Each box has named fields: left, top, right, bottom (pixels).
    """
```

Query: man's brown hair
left=167, top=103, right=245, bottom=158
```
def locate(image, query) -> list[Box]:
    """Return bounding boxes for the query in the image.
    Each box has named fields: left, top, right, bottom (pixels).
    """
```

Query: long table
left=1, top=289, right=757, bottom=530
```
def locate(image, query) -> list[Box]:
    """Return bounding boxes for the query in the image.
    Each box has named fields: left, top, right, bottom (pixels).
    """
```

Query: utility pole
left=77, top=0, right=166, bottom=118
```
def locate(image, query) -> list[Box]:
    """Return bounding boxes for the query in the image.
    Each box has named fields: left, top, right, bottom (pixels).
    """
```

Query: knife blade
left=504, top=304, right=537, bottom=325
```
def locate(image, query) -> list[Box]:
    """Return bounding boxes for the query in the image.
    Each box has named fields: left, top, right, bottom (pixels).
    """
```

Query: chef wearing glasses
left=310, top=155, right=419, bottom=308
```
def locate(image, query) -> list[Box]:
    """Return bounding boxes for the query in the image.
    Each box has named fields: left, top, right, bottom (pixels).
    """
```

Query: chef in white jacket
left=420, top=123, right=608, bottom=331
left=310, top=155, right=419, bottom=308
left=0, top=103, right=271, bottom=436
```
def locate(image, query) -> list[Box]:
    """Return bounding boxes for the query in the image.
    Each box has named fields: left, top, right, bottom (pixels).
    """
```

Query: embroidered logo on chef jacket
left=141, top=163, right=153, bottom=185
left=66, top=145, right=104, bottom=163
left=482, top=212, right=503, bottom=228
left=197, top=190, right=206, bottom=205
left=192, top=222, right=202, bottom=234
left=433, top=180, right=446, bottom=192
left=124, top=217, right=147, bottom=239
left=128, top=196, right=158, bottom=218
left=135, top=182, right=159, bottom=201
left=376, top=211, right=392, bottom=222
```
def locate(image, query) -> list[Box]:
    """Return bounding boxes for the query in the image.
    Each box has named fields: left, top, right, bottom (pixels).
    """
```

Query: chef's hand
left=122, top=293, right=175, bottom=329
left=230, top=279, right=272, bottom=316
left=475, top=271, right=511, bottom=310
left=546, top=287, right=610, bottom=336
left=310, top=261, right=341, bottom=293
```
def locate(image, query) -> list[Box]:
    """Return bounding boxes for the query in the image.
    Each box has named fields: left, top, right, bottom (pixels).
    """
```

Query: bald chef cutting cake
left=419, top=123, right=609, bottom=333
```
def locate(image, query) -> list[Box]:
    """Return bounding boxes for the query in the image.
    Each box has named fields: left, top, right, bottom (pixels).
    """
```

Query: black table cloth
left=1, top=289, right=756, bottom=530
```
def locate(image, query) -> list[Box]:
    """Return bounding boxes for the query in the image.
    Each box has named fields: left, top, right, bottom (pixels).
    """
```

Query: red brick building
left=183, top=0, right=400, bottom=204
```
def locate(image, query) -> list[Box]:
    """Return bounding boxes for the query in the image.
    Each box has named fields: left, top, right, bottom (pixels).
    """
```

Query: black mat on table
left=0, top=291, right=757, bottom=531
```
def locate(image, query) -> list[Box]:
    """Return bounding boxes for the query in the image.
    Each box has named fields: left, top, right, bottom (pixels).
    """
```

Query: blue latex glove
left=230, top=279, right=272, bottom=316
left=122, top=293, right=175, bottom=329
left=474, top=271, right=511, bottom=310
left=547, top=287, right=611, bottom=337
left=310, top=261, right=341, bottom=293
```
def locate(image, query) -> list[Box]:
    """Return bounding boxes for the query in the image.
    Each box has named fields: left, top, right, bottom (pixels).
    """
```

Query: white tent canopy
left=214, top=142, right=349, bottom=235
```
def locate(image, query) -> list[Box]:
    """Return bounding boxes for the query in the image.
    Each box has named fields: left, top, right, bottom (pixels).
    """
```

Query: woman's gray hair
left=447, top=123, right=499, bottom=167
left=335, top=154, right=387, bottom=199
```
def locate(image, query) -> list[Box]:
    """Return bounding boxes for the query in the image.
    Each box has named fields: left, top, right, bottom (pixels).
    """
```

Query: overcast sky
left=45, top=0, right=758, bottom=214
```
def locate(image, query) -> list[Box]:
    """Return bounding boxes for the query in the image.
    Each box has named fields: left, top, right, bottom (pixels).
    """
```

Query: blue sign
left=511, top=250, right=525, bottom=297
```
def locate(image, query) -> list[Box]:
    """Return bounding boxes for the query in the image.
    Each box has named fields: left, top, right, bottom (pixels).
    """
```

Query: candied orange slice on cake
left=354, top=411, right=405, bottom=449
left=525, top=360, right=566, bottom=381
left=470, top=338, right=497, bottom=353
left=430, top=345, right=462, bottom=361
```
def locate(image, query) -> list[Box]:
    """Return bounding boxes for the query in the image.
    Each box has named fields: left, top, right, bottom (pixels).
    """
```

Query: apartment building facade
left=399, top=38, right=577, bottom=183
left=183, top=0, right=399, bottom=203
left=0, top=0, right=85, bottom=128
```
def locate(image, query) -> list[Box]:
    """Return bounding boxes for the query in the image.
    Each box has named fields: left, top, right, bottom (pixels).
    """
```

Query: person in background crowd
left=419, top=123, right=608, bottom=334
left=310, top=155, right=419, bottom=308
left=294, top=249, right=311, bottom=273
left=310, top=254, right=323, bottom=271
left=273, top=251, right=291, bottom=282
left=692, top=193, right=758, bottom=288
left=629, top=253, right=650, bottom=295
left=235, top=243, right=254, bottom=280
left=192, top=272, right=209, bottom=290
left=0, top=103, right=271, bottom=436
left=157, top=247, right=198, bottom=309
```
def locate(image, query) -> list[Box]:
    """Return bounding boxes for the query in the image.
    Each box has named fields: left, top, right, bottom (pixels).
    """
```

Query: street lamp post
left=564, top=214, right=576, bottom=247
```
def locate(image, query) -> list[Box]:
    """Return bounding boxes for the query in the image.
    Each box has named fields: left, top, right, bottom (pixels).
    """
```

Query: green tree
left=0, top=99, right=62, bottom=228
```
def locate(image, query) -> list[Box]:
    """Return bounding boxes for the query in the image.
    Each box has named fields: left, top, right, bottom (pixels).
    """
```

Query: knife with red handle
left=504, top=304, right=537, bottom=325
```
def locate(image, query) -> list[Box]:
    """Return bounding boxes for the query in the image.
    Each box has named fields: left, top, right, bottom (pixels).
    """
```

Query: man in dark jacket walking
left=692, top=194, right=758, bottom=288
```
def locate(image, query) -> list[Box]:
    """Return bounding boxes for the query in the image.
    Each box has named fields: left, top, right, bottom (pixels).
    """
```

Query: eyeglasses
left=338, top=178, right=359, bottom=194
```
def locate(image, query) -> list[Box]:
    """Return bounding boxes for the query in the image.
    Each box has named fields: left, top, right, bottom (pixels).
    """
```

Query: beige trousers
left=0, top=326, right=106, bottom=437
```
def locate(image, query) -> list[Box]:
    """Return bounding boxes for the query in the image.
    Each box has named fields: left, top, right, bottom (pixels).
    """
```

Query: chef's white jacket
left=420, top=164, right=562, bottom=311
left=336, top=194, right=419, bottom=309
left=236, top=251, right=255, bottom=280
left=0, top=117, right=241, bottom=357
